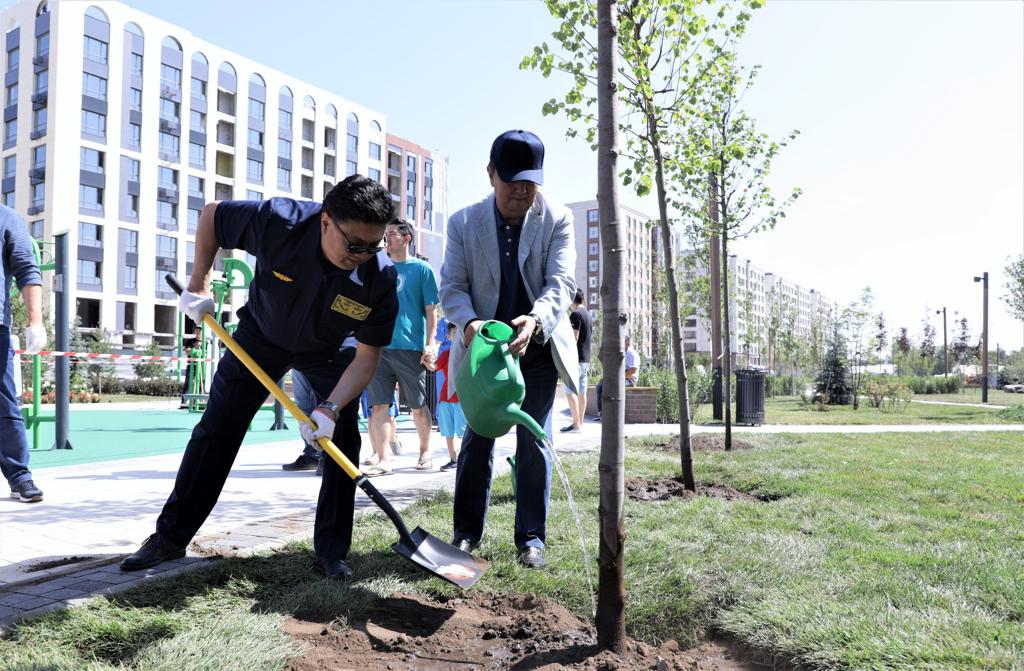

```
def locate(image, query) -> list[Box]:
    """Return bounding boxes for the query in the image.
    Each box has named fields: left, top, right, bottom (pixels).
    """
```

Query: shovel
left=165, top=274, right=489, bottom=589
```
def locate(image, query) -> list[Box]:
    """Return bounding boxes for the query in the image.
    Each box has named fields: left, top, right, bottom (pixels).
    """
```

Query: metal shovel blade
left=393, top=527, right=490, bottom=589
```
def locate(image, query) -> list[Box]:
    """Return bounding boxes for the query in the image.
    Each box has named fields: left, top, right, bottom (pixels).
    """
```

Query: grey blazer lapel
left=518, top=198, right=543, bottom=296
left=476, top=195, right=500, bottom=289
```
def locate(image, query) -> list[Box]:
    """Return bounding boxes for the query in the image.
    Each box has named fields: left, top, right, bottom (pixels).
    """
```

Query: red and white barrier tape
left=13, top=350, right=211, bottom=363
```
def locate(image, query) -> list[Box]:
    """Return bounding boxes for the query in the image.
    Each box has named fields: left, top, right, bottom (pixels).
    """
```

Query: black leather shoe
left=315, top=557, right=354, bottom=580
left=283, top=454, right=319, bottom=471
left=120, top=533, right=186, bottom=571
left=451, top=538, right=479, bottom=554
left=519, top=546, right=546, bottom=569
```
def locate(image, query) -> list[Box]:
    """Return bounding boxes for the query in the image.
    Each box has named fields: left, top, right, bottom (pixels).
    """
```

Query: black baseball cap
left=489, top=130, right=544, bottom=185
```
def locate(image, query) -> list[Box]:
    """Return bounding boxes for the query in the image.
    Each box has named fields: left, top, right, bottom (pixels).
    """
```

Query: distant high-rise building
left=563, top=195, right=834, bottom=368
left=0, top=0, right=447, bottom=344
left=566, top=199, right=655, bottom=359
left=384, top=134, right=447, bottom=276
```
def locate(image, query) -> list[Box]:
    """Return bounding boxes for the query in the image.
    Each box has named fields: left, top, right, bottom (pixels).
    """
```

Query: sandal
left=362, top=454, right=380, bottom=466
left=416, top=456, right=434, bottom=471
left=362, top=464, right=393, bottom=477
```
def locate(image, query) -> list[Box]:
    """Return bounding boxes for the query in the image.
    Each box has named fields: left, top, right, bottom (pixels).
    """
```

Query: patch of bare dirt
left=652, top=435, right=757, bottom=453
left=22, top=556, right=96, bottom=572
left=624, top=477, right=762, bottom=503
left=284, top=591, right=782, bottom=670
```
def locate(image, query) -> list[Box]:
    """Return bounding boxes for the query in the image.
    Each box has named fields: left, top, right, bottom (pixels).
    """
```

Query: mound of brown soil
left=652, top=435, right=756, bottom=453
left=624, top=477, right=761, bottom=503
left=284, top=591, right=772, bottom=670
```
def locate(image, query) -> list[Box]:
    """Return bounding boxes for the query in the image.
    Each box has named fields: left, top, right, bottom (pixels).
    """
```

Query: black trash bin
left=734, top=368, right=766, bottom=426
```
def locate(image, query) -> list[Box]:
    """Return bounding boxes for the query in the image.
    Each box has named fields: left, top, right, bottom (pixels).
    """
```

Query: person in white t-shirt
left=595, top=335, right=639, bottom=420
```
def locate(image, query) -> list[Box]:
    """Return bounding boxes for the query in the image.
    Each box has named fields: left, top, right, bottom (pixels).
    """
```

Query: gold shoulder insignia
left=272, top=271, right=293, bottom=282
left=331, top=295, right=371, bottom=320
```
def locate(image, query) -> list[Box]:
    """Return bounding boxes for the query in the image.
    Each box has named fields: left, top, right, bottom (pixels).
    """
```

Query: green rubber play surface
left=27, top=408, right=372, bottom=469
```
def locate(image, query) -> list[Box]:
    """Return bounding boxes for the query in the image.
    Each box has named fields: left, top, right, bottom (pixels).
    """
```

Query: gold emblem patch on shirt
left=331, top=295, right=371, bottom=320
left=272, top=271, right=293, bottom=282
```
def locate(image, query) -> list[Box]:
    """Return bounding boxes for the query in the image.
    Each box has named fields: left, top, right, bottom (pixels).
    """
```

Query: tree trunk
left=718, top=167, right=732, bottom=451
left=648, top=113, right=695, bottom=490
left=594, top=0, right=626, bottom=653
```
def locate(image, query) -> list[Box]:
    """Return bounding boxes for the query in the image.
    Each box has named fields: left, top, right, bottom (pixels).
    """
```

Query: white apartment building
left=566, top=199, right=654, bottom=359
left=560, top=197, right=832, bottom=368
left=683, top=251, right=836, bottom=367
left=1, top=0, right=446, bottom=345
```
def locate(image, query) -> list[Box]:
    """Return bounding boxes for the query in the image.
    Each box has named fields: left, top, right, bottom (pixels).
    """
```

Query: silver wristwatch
left=317, top=400, right=340, bottom=417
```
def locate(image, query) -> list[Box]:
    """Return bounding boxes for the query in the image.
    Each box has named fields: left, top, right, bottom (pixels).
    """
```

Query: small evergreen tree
left=133, top=341, right=170, bottom=380
left=816, top=326, right=850, bottom=405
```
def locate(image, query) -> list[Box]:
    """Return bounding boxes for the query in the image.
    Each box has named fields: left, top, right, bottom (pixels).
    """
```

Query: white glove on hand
left=24, top=325, right=46, bottom=354
left=178, top=289, right=215, bottom=324
left=300, top=409, right=335, bottom=448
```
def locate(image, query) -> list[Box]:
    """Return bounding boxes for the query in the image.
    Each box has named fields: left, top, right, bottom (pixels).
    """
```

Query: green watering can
left=456, top=320, right=547, bottom=442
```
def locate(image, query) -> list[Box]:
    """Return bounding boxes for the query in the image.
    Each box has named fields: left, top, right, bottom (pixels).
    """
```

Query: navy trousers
left=452, top=359, right=557, bottom=550
left=0, top=328, right=32, bottom=488
left=155, top=319, right=361, bottom=559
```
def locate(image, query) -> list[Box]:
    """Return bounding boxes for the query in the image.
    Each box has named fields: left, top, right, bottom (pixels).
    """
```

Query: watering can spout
left=456, top=320, right=548, bottom=440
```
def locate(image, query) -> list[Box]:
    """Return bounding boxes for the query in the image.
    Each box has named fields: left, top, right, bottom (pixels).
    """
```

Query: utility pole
left=936, top=307, right=947, bottom=377
left=973, top=272, right=989, bottom=403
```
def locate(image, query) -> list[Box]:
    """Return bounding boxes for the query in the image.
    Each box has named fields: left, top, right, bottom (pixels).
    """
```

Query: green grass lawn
left=694, top=396, right=1020, bottom=426
left=914, top=389, right=1021, bottom=405
left=2, top=432, right=1022, bottom=670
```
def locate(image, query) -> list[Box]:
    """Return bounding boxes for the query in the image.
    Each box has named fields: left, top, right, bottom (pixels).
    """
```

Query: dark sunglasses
left=335, top=224, right=385, bottom=255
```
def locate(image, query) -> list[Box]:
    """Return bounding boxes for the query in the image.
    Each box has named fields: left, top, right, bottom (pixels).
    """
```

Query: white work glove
left=24, top=325, right=46, bottom=354
left=300, top=409, right=336, bottom=448
left=178, top=289, right=215, bottom=324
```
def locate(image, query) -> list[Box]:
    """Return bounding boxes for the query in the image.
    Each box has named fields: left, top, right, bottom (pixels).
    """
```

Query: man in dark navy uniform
left=121, top=175, right=398, bottom=580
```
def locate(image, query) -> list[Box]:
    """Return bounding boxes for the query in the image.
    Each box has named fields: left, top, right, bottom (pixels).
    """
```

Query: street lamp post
left=973, top=272, right=989, bottom=403
left=935, top=307, right=947, bottom=377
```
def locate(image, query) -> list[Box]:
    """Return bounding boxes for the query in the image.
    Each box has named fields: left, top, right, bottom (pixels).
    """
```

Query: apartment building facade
left=566, top=199, right=655, bottom=359
left=1, top=0, right=446, bottom=344
left=562, top=195, right=833, bottom=368
left=384, top=134, right=447, bottom=276
left=683, top=251, right=837, bottom=367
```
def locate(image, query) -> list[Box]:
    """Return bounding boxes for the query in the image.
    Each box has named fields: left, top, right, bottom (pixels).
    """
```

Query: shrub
left=864, top=377, right=913, bottom=413
left=997, top=405, right=1024, bottom=422
left=636, top=364, right=712, bottom=424
left=766, top=374, right=808, bottom=397
left=900, top=375, right=960, bottom=395
left=133, top=342, right=172, bottom=380
left=122, top=378, right=181, bottom=396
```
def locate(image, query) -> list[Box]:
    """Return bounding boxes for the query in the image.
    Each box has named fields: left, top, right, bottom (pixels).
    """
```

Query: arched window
left=161, top=36, right=182, bottom=52
left=84, top=6, right=108, bottom=23
left=124, top=22, right=143, bottom=38
left=326, top=103, right=338, bottom=125
left=303, top=95, right=316, bottom=114
left=35, top=1, right=49, bottom=17
left=218, top=61, right=236, bottom=79
left=191, top=51, right=207, bottom=67
left=249, top=73, right=265, bottom=88
left=369, top=120, right=382, bottom=133
left=280, top=85, right=293, bottom=103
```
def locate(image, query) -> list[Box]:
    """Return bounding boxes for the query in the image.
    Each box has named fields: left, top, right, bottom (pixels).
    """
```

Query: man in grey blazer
left=440, top=130, right=579, bottom=569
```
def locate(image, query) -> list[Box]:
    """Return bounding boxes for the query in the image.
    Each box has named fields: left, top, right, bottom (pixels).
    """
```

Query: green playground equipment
left=177, top=258, right=254, bottom=413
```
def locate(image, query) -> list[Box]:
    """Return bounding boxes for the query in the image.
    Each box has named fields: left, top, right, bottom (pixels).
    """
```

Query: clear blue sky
left=124, top=0, right=1024, bottom=351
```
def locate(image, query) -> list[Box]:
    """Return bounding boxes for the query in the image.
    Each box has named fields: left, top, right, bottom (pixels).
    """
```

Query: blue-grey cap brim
left=500, top=167, right=544, bottom=185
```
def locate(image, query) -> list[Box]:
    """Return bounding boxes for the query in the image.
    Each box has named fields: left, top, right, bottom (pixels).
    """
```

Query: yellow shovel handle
left=199, top=312, right=362, bottom=480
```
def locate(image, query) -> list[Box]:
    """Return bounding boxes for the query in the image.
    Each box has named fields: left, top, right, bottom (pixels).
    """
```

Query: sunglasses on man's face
left=335, top=224, right=385, bottom=255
